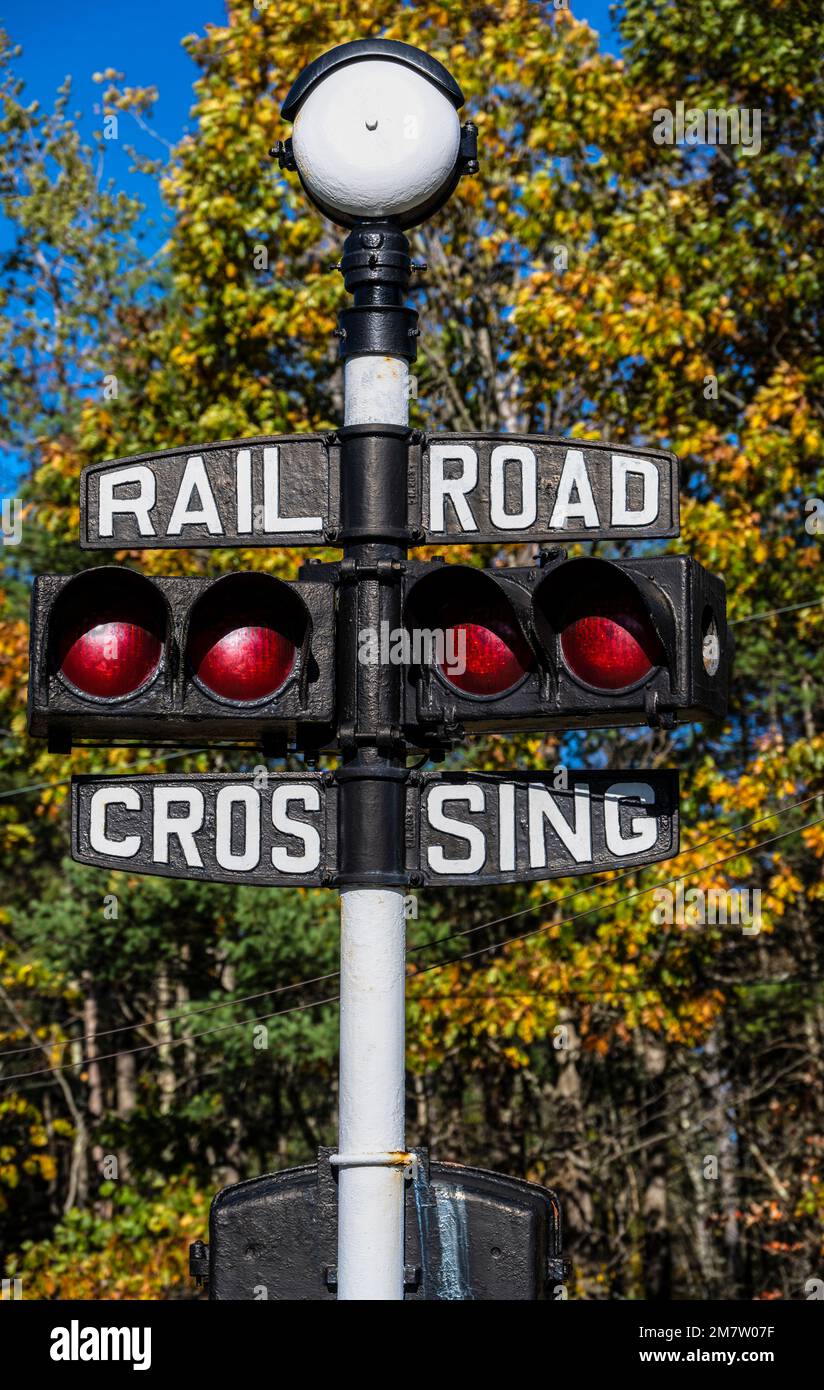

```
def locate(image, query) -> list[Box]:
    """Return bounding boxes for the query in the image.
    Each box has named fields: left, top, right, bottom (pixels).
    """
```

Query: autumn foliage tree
left=1, top=0, right=823, bottom=1299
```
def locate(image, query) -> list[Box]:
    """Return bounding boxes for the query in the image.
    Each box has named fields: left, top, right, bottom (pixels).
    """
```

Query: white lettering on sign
left=79, top=780, right=326, bottom=880
left=165, top=461, right=223, bottom=536
left=428, top=444, right=479, bottom=532
left=611, top=456, right=659, bottom=527
left=548, top=450, right=599, bottom=530
left=425, top=784, right=487, bottom=875
left=497, top=782, right=516, bottom=872
left=215, top=785, right=261, bottom=872
left=89, top=786, right=142, bottom=858
left=489, top=444, right=537, bottom=530
left=167, top=457, right=223, bottom=535
left=528, top=782, right=592, bottom=868
left=152, top=787, right=205, bottom=867
left=262, top=446, right=323, bottom=535
left=236, top=449, right=253, bottom=534
left=271, top=785, right=322, bottom=873
left=99, top=466, right=157, bottom=538
left=423, top=780, right=664, bottom=878
left=90, top=443, right=327, bottom=543
left=604, top=781, right=658, bottom=854
left=425, top=443, right=668, bottom=536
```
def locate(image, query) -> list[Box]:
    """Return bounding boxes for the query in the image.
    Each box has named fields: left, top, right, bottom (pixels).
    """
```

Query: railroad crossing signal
left=27, top=544, right=728, bottom=755
left=25, top=36, right=733, bottom=1301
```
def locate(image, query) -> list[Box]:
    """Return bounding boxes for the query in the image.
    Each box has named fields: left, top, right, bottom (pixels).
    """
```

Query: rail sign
left=80, top=435, right=337, bottom=549
left=72, top=769, right=678, bottom=888
left=411, top=770, right=679, bottom=886
left=415, top=434, right=679, bottom=543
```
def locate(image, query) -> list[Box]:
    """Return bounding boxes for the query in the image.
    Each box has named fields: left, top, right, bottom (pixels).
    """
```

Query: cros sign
left=418, top=434, right=679, bottom=543
left=72, top=774, right=335, bottom=886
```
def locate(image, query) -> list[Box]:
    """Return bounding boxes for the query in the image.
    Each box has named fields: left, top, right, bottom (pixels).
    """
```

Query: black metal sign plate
left=72, top=769, right=678, bottom=888
left=416, top=433, right=679, bottom=543
left=79, top=435, right=338, bottom=549
left=206, top=1148, right=566, bottom=1300
left=71, top=773, right=335, bottom=886
left=409, top=770, right=679, bottom=886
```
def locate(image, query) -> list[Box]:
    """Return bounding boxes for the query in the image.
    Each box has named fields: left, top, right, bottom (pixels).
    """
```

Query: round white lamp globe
left=292, top=60, right=460, bottom=225
left=280, top=40, right=470, bottom=228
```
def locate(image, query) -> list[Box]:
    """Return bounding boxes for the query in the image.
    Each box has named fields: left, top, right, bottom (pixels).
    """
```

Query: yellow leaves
left=801, top=823, right=824, bottom=859
left=23, top=1153, right=57, bottom=1180
left=752, top=537, right=769, bottom=564
left=35, top=1153, right=58, bottom=1182
left=767, top=864, right=802, bottom=911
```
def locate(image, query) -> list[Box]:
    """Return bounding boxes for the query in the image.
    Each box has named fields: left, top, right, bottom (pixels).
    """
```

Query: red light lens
left=434, top=596, right=533, bottom=697
left=190, top=615, right=296, bottom=702
left=560, top=594, right=662, bottom=690
left=439, top=621, right=531, bottom=696
left=58, top=615, right=162, bottom=698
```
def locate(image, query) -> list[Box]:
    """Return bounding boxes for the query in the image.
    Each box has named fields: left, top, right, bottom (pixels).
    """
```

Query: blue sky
left=2, top=1, right=619, bottom=156
left=0, top=0, right=621, bottom=489
left=3, top=0, right=619, bottom=129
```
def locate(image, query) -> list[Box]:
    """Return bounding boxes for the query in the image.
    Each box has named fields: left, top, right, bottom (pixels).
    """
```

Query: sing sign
left=411, top=770, right=679, bottom=886
left=417, top=433, right=679, bottom=543
left=72, top=773, right=336, bottom=886
left=80, top=435, right=337, bottom=549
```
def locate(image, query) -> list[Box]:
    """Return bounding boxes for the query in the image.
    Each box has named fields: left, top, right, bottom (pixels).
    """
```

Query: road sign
left=72, top=768, right=677, bottom=888
left=411, top=770, right=679, bottom=885
left=28, top=45, right=735, bottom=1303
left=79, top=434, right=337, bottom=549
left=415, top=433, right=679, bottom=543
left=71, top=773, right=336, bottom=886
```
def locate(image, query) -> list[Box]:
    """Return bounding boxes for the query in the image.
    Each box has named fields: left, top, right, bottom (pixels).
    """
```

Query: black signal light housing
left=401, top=554, right=730, bottom=744
left=28, top=566, right=336, bottom=751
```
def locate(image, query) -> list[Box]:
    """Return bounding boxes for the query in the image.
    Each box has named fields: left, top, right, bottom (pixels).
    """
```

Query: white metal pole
left=337, top=351, right=410, bottom=1301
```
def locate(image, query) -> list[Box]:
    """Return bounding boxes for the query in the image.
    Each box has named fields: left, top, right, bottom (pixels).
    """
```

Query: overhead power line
left=729, top=596, right=824, bottom=625
left=0, top=748, right=208, bottom=800
left=1, top=785, right=819, bottom=1061
left=1, top=805, right=821, bottom=1087
left=407, top=812, right=824, bottom=979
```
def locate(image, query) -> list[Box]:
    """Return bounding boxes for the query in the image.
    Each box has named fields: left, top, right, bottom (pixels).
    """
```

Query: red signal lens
left=560, top=594, right=662, bottom=690
left=191, top=618, right=296, bottom=702
left=432, top=587, right=533, bottom=696
left=439, top=619, right=531, bottom=696
left=187, top=576, right=304, bottom=703
left=58, top=613, right=162, bottom=698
